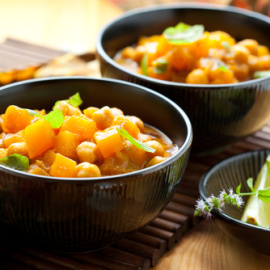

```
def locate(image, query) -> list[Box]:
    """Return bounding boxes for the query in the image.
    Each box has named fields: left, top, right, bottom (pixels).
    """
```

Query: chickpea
left=7, top=142, right=28, bottom=157
left=237, top=39, right=259, bottom=55
left=76, top=162, right=101, bottom=178
left=76, top=141, right=101, bottom=163
left=229, top=63, right=249, bottom=81
left=186, top=69, right=209, bottom=84
left=145, top=140, right=165, bottom=157
left=55, top=101, right=81, bottom=116
left=146, top=156, right=167, bottom=167
left=92, top=106, right=115, bottom=130
left=231, top=45, right=249, bottom=63
left=209, top=65, right=234, bottom=84
left=111, top=107, right=124, bottom=117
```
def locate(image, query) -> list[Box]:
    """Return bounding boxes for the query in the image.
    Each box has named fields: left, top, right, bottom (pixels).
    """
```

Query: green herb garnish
left=53, top=92, right=83, bottom=110
left=221, top=41, right=231, bottom=53
left=117, top=128, right=156, bottom=153
left=154, top=58, right=168, bottom=74
left=0, top=154, right=29, bottom=171
left=43, top=109, right=64, bottom=129
left=163, top=22, right=204, bottom=45
left=218, top=64, right=229, bottom=72
left=141, top=54, right=148, bottom=76
left=26, top=109, right=41, bottom=116
left=253, top=70, right=270, bottom=79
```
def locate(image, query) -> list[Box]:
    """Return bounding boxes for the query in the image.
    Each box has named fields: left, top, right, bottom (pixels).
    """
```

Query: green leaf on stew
left=0, top=154, right=29, bottom=171
left=53, top=92, right=83, bottom=110
left=253, top=70, right=270, bottom=79
left=154, top=58, right=168, bottom=74
left=44, top=109, right=64, bottom=128
left=141, top=54, right=148, bottom=76
left=117, top=128, right=156, bottom=153
left=26, top=109, right=41, bottom=116
left=163, top=22, right=204, bottom=45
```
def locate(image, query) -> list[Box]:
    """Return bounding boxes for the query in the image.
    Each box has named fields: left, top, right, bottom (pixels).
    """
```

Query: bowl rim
left=0, top=76, right=193, bottom=183
left=96, top=3, right=270, bottom=89
left=199, top=149, right=270, bottom=233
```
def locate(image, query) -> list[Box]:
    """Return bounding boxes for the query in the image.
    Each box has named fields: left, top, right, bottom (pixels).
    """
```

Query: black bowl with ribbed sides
left=96, top=4, right=270, bottom=154
left=0, top=77, right=192, bottom=252
left=199, top=149, right=270, bottom=255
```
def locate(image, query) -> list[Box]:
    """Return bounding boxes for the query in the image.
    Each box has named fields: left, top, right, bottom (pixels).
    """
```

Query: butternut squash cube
left=50, top=153, right=77, bottom=177
left=94, top=127, right=124, bottom=158
left=60, top=115, right=96, bottom=139
left=24, top=119, right=56, bottom=159
left=55, top=131, right=81, bottom=160
left=2, top=105, right=32, bottom=133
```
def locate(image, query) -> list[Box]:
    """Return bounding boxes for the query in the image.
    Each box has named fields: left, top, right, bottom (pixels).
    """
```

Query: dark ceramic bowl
left=199, top=149, right=270, bottom=255
left=96, top=4, right=270, bottom=154
left=0, top=77, right=192, bottom=252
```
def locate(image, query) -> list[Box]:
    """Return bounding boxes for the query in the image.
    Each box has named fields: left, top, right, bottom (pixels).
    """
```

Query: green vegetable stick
left=241, top=155, right=270, bottom=228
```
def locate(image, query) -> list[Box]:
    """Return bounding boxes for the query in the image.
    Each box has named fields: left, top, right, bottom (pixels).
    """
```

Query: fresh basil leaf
left=154, top=59, right=168, bottom=74
left=247, top=177, right=255, bottom=192
left=253, top=70, right=270, bottom=79
left=141, top=54, right=148, bottom=76
left=0, top=154, right=29, bottom=171
left=69, top=92, right=83, bottom=107
left=53, top=92, right=83, bottom=110
left=117, top=128, right=156, bottom=153
left=163, top=22, right=204, bottom=45
left=258, top=189, right=270, bottom=202
left=44, top=109, right=64, bottom=129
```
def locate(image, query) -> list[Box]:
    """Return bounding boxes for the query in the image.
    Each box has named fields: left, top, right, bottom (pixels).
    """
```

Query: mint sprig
left=0, top=154, right=29, bottom=171
left=117, top=127, right=156, bottom=153
left=236, top=177, right=270, bottom=203
left=43, top=109, right=64, bottom=129
left=163, top=22, right=204, bottom=45
left=53, top=92, right=83, bottom=110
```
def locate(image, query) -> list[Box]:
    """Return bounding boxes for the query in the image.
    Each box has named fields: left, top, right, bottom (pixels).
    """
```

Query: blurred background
left=110, top=0, right=270, bottom=15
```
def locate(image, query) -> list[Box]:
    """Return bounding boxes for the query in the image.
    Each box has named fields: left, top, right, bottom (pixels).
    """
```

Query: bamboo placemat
left=0, top=39, right=269, bottom=270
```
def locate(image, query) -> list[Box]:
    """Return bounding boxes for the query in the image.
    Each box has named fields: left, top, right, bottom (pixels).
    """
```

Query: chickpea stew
left=0, top=93, right=178, bottom=178
left=114, top=22, right=270, bottom=84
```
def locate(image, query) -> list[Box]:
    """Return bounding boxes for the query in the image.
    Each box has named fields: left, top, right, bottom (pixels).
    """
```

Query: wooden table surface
left=1, top=0, right=270, bottom=269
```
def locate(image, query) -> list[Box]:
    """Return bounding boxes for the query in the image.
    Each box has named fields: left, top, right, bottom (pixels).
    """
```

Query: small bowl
left=199, top=149, right=270, bottom=255
left=96, top=4, right=270, bottom=154
left=0, top=76, right=192, bottom=252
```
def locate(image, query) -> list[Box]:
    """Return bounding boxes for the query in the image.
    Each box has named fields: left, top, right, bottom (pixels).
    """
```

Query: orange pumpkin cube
left=55, top=131, right=81, bottom=160
left=94, top=127, right=124, bottom=158
left=2, top=105, right=32, bottom=133
left=24, top=119, right=56, bottom=159
left=50, top=153, right=77, bottom=177
left=60, top=115, right=96, bottom=140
